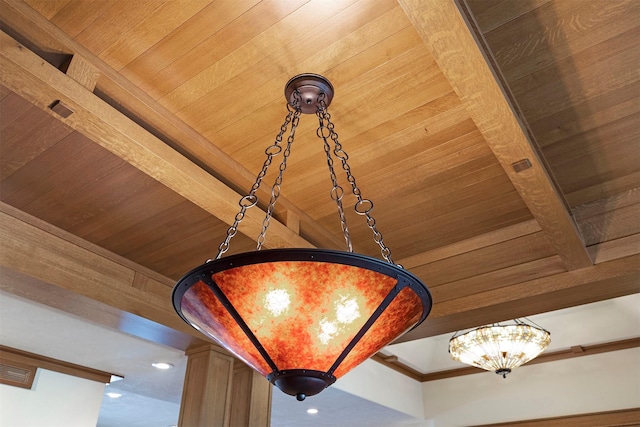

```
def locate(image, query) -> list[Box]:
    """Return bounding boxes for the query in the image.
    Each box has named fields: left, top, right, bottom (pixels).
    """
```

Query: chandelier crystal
left=449, top=319, right=550, bottom=378
left=172, top=74, right=432, bottom=401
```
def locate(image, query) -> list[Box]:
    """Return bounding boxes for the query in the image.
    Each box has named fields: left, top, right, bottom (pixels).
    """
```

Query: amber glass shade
left=173, top=249, right=431, bottom=400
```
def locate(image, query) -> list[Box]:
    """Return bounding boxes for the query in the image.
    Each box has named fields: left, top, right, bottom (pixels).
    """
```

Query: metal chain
left=215, top=102, right=298, bottom=259
left=317, top=98, right=396, bottom=265
left=256, top=101, right=302, bottom=250
left=316, top=94, right=353, bottom=252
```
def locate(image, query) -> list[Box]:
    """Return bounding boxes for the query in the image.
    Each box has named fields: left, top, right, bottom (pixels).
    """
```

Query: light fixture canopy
left=448, top=319, right=551, bottom=378
left=172, top=74, right=432, bottom=401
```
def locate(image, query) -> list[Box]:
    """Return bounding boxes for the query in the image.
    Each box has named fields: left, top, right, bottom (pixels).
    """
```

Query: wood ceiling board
left=579, top=204, right=640, bottom=247
left=0, top=203, right=209, bottom=341
left=288, top=121, right=493, bottom=216
left=0, top=30, right=312, bottom=251
left=124, top=0, right=313, bottom=99
left=529, top=80, right=640, bottom=150
left=544, top=115, right=640, bottom=192
left=116, top=0, right=262, bottom=89
left=436, top=254, right=640, bottom=318
left=466, top=0, right=551, bottom=34
left=0, top=94, right=73, bottom=180
left=8, top=1, right=341, bottom=251
left=400, top=0, right=592, bottom=270
left=205, top=43, right=439, bottom=168
left=479, top=0, right=639, bottom=83
left=1, top=0, right=638, bottom=356
left=505, top=26, right=640, bottom=122
left=72, top=1, right=174, bottom=55
left=509, top=50, right=639, bottom=128
left=429, top=255, right=566, bottom=303
left=470, top=0, right=640, bottom=213
left=1, top=132, right=107, bottom=207
left=21, top=0, right=72, bottom=20
left=164, top=1, right=405, bottom=120
left=98, top=1, right=215, bottom=74
left=0, top=96, right=255, bottom=280
left=411, top=231, right=557, bottom=287
left=399, top=252, right=640, bottom=341
left=399, top=219, right=542, bottom=268
left=566, top=171, right=640, bottom=210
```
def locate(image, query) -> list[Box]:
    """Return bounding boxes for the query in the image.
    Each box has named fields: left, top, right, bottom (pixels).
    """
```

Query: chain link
left=316, top=93, right=353, bottom=252
left=215, top=101, right=299, bottom=259
left=256, top=103, right=301, bottom=249
left=215, top=88, right=397, bottom=265
left=317, top=98, right=396, bottom=265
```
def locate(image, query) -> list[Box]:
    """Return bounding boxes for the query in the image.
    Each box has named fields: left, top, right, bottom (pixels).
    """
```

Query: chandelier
left=449, top=319, right=550, bottom=378
left=172, top=74, right=432, bottom=401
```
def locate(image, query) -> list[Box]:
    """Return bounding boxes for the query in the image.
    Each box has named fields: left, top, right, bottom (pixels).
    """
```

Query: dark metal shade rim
left=172, top=248, right=432, bottom=326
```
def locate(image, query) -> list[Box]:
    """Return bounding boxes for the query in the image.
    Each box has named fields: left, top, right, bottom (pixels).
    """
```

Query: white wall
left=0, top=368, right=105, bottom=427
left=335, top=358, right=426, bottom=419
left=422, top=347, right=640, bottom=426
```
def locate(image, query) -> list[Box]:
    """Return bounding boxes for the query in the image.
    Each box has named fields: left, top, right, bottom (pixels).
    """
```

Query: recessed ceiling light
left=152, top=362, right=174, bottom=370
left=307, top=408, right=318, bottom=414
left=106, top=392, right=122, bottom=398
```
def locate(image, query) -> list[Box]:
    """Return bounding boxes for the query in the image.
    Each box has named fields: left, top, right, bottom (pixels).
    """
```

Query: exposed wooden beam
left=475, top=408, right=640, bottom=427
left=0, top=30, right=312, bottom=250
left=0, top=202, right=206, bottom=343
left=399, top=0, right=592, bottom=270
left=399, top=219, right=541, bottom=269
left=399, top=245, right=640, bottom=342
left=0, top=345, right=115, bottom=384
left=370, top=353, right=423, bottom=381
left=0, top=0, right=345, bottom=250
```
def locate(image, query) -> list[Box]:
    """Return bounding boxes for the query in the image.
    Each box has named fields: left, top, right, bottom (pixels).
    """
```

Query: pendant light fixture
left=172, top=74, right=432, bottom=401
left=449, top=319, right=551, bottom=378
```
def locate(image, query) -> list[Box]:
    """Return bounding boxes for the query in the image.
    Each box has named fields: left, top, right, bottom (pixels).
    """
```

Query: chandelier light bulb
left=449, top=320, right=550, bottom=378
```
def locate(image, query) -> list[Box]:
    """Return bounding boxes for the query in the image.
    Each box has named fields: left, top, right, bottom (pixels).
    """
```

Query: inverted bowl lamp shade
left=172, top=74, right=432, bottom=401
left=449, top=321, right=551, bottom=378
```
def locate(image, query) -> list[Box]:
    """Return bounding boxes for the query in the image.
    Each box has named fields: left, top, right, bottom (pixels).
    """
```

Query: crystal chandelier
left=172, top=74, right=432, bottom=401
left=449, top=319, right=550, bottom=378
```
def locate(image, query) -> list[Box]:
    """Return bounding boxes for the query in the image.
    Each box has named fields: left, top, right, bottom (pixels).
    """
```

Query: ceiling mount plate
left=284, top=73, right=334, bottom=114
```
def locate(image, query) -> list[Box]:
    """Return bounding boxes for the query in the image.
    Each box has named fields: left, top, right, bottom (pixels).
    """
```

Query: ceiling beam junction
left=0, top=30, right=312, bottom=251
left=399, top=0, right=592, bottom=270
left=0, top=0, right=345, bottom=250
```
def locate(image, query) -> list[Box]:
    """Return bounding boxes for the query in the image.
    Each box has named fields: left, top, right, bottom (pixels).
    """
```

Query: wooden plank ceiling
left=0, top=0, right=638, bottom=341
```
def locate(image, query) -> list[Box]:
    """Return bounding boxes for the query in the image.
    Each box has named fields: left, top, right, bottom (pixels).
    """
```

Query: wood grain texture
left=475, top=408, right=640, bottom=427
left=229, top=364, right=272, bottom=427
left=0, top=345, right=114, bottom=384
left=399, top=249, right=640, bottom=342
left=180, top=344, right=234, bottom=427
left=400, top=0, right=592, bottom=270
left=0, top=0, right=344, bottom=250
left=0, top=202, right=203, bottom=340
left=0, top=0, right=637, bottom=366
left=0, top=30, right=312, bottom=251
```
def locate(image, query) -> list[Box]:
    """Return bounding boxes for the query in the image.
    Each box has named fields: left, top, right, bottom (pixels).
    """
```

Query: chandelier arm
left=256, top=105, right=302, bottom=250
left=215, top=105, right=296, bottom=259
left=199, top=273, right=278, bottom=372
left=317, top=99, right=396, bottom=265
left=316, top=99, right=353, bottom=252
